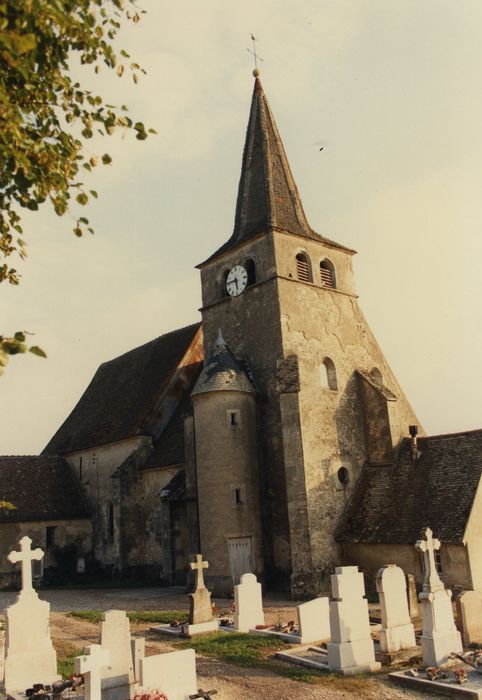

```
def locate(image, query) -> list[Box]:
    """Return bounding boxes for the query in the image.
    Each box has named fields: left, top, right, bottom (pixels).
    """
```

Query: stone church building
left=1, top=75, right=481, bottom=596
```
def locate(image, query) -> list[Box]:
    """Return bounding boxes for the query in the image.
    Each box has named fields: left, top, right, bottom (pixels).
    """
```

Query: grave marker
left=234, top=573, right=264, bottom=632
left=376, top=565, right=416, bottom=653
left=74, top=644, right=110, bottom=700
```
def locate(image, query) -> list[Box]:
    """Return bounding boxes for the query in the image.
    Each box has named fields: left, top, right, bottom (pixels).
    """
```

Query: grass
left=69, top=609, right=188, bottom=624
left=53, top=639, right=83, bottom=678
left=179, top=631, right=288, bottom=667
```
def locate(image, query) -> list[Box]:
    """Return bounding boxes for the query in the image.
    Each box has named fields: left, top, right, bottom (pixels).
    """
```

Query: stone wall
left=0, top=519, right=91, bottom=588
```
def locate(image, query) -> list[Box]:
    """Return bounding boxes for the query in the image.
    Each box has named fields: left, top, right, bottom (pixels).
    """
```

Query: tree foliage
left=0, top=0, right=153, bottom=374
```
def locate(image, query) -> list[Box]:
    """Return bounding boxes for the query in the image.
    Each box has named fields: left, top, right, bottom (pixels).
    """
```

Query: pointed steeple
left=200, top=76, right=350, bottom=266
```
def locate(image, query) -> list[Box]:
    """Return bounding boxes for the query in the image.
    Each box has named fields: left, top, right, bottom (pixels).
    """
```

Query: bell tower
left=196, top=74, right=422, bottom=596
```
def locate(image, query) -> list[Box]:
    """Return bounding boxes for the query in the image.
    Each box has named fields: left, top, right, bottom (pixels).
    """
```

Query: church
left=1, top=73, right=482, bottom=596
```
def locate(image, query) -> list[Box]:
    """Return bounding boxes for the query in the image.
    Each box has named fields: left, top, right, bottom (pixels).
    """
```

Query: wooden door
left=227, top=537, right=253, bottom=585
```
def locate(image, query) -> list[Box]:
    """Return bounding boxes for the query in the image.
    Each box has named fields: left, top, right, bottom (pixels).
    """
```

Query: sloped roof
left=0, top=456, right=89, bottom=523
left=141, top=375, right=199, bottom=470
left=43, top=323, right=201, bottom=455
left=336, top=429, right=482, bottom=545
left=191, top=332, right=255, bottom=397
left=199, top=77, right=353, bottom=266
left=159, top=469, right=186, bottom=501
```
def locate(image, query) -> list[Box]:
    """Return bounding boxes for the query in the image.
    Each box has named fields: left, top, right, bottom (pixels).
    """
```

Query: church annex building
left=1, top=76, right=481, bottom=597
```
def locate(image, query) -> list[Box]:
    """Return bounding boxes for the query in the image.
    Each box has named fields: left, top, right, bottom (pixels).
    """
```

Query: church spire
left=199, top=75, right=352, bottom=266
left=232, top=75, right=314, bottom=243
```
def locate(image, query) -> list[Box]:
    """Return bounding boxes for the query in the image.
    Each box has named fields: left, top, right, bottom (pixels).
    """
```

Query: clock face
left=226, top=265, right=248, bottom=297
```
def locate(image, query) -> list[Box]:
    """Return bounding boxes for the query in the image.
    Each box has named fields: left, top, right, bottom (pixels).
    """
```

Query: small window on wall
left=370, top=367, right=383, bottom=384
left=227, top=409, right=241, bottom=429
left=245, top=258, right=256, bottom=286
left=320, top=357, right=338, bottom=390
left=106, top=502, right=115, bottom=541
left=421, top=549, right=443, bottom=575
left=46, top=526, right=56, bottom=549
left=296, top=252, right=313, bottom=282
left=231, top=484, right=246, bottom=505
left=320, top=259, right=336, bottom=289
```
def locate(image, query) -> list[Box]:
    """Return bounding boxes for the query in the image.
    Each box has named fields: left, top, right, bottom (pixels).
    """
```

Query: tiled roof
left=199, top=77, right=353, bottom=266
left=159, top=469, right=186, bottom=501
left=336, top=429, right=482, bottom=545
left=140, top=375, right=199, bottom=470
left=0, top=456, right=89, bottom=523
left=43, top=323, right=201, bottom=455
left=191, top=332, right=255, bottom=397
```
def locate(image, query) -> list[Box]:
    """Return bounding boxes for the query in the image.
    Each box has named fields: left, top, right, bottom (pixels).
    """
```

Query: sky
left=2, top=0, right=482, bottom=454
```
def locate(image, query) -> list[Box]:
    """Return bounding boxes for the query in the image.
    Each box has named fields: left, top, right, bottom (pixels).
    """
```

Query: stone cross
left=415, top=527, right=443, bottom=592
left=74, top=644, right=110, bottom=700
left=7, top=536, right=44, bottom=593
left=190, top=554, right=209, bottom=590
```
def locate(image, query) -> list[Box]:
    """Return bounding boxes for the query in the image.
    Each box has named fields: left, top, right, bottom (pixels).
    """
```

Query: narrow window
left=320, top=357, right=338, bottom=391
left=420, top=550, right=443, bottom=575
left=79, top=456, right=83, bottom=481
left=296, top=253, right=313, bottom=282
left=32, top=556, right=43, bottom=580
left=46, top=526, right=56, bottom=549
left=320, top=259, right=336, bottom=288
left=337, top=467, right=349, bottom=485
left=227, top=409, right=241, bottom=429
left=232, top=484, right=246, bottom=505
left=235, top=488, right=243, bottom=504
left=106, top=502, right=115, bottom=541
left=245, top=258, right=256, bottom=286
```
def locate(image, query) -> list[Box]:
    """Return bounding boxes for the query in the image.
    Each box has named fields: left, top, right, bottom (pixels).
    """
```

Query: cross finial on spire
left=8, top=536, right=44, bottom=594
left=247, top=33, right=263, bottom=77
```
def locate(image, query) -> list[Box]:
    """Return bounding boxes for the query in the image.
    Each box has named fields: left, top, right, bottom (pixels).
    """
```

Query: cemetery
left=2, top=530, right=482, bottom=699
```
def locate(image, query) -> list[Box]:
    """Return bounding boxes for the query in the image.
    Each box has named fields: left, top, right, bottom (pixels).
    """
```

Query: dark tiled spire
left=199, top=76, right=353, bottom=266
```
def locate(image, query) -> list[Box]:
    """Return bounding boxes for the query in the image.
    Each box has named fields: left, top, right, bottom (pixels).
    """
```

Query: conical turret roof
left=200, top=76, right=352, bottom=266
left=191, top=330, right=255, bottom=397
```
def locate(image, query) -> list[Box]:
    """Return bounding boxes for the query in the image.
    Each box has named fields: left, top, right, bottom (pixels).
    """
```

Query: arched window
left=221, top=269, right=230, bottom=297
left=296, top=252, right=313, bottom=282
left=320, top=357, right=338, bottom=391
left=106, top=502, right=115, bottom=541
left=320, top=259, right=336, bottom=289
left=245, top=258, right=256, bottom=286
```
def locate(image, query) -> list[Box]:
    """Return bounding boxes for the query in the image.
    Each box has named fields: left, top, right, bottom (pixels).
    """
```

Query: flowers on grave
left=425, top=667, right=447, bottom=681
left=255, top=624, right=268, bottom=630
left=132, top=689, right=169, bottom=700
left=450, top=649, right=482, bottom=673
left=453, top=668, right=468, bottom=684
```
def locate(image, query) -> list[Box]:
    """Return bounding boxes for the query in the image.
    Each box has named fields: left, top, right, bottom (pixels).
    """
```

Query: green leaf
left=29, top=346, right=47, bottom=358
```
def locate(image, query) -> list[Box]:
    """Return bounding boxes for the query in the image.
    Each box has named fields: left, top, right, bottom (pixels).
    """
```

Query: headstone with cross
left=414, top=527, right=462, bottom=667
left=8, top=535, right=44, bottom=595
left=188, top=554, right=214, bottom=625
left=415, top=527, right=444, bottom=593
left=3, top=537, right=60, bottom=694
left=74, top=644, right=110, bottom=700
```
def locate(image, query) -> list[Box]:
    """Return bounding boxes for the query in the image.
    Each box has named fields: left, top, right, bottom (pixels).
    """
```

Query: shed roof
left=0, top=456, right=89, bottom=523
left=43, top=323, right=201, bottom=454
left=336, top=429, right=482, bottom=545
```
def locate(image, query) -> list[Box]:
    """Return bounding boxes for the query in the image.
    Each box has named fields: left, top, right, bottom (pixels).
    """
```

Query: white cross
left=74, top=644, right=110, bottom=700
left=415, top=527, right=443, bottom=592
left=7, top=536, right=44, bottom=593
left=190, top=553, right=209, bottom=590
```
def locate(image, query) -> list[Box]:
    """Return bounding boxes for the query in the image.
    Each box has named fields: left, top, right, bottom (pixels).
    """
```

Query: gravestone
left=456, top=590, right=482, bottom=646
left=326, top=566, right=380, bottom=674
left=376, top=565, right=416, bottom=653
left=234, top=573, right=264, bottom=632
left=407, top=573, right=419, bottom=619
left=74, top=644, right=110, bottom=700
left=183, top=554, right=218, bottom=635
left=99, top=610, right=136, bottom=700
left=3, top=537, right=60, bottom=694
left=415, top=527, right=462, bottom=667
left=139, top=649, right=197, bottom=700
left=297, top=597, right=330, bottom=644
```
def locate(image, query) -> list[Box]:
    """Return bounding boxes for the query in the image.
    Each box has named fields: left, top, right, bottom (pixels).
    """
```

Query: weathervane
left=247, top=33, right=263, bottom=77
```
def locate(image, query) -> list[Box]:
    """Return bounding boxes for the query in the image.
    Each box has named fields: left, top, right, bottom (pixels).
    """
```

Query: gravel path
left=0, top=587, right=448, bottom=700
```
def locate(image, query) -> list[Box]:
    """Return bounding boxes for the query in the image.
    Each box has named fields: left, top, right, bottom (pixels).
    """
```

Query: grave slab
left=326, top=566, right=381, bottom=674
left=297, top=597, right=330, bottom=644
left=416, top=527, right=462, bottom=667
left=456, top=591, right=482, bottom=646
left=389, top=668, right=482, bottom=699
left=234, top=573, right=264, bottom=632
left=3, top=537, right=61, bottom=695
left=376, top=565, right=416, bottom=653
left=139, top=648, right=197, bottom=700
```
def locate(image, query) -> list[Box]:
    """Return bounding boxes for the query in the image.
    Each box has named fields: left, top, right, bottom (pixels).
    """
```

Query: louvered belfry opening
left=296, top=253, right=312, bottom=282
left=320, top=260, right=335, bottom=288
